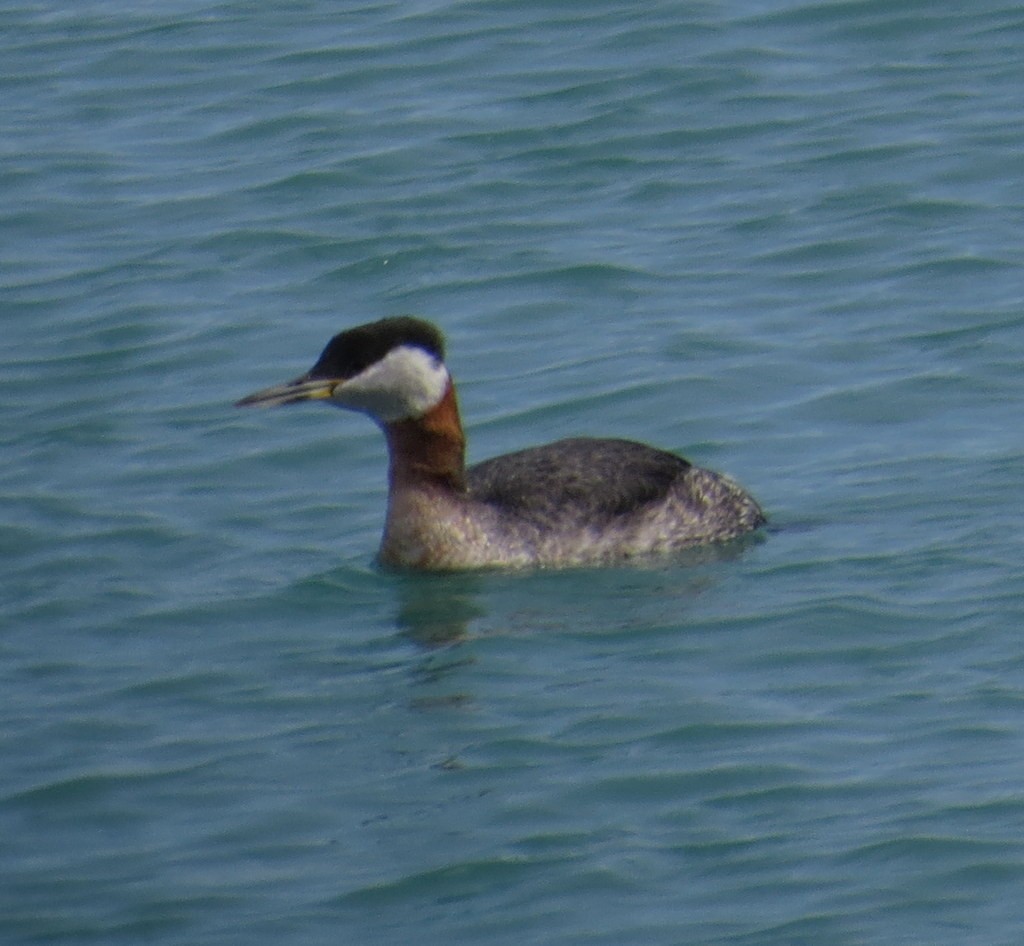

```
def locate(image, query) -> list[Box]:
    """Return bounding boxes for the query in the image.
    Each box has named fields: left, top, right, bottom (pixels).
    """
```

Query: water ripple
left=5, top=2, right=1024, bottom=944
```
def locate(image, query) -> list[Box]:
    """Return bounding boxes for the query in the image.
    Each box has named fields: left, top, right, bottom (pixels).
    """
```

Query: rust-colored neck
left=383, top=382, right=466, bottom=492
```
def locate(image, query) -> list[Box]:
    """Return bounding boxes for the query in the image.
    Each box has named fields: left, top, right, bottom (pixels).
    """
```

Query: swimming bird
left=236, top=317, right=765, bottom=570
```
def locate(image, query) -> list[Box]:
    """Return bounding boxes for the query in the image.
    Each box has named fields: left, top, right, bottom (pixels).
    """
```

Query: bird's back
left=467, top=438, right=685, bottom=521
left=466, top=437, right=763, bottom=556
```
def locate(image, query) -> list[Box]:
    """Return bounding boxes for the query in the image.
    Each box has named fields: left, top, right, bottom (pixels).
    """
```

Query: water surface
left=3, top=1, right=1024, bottom=944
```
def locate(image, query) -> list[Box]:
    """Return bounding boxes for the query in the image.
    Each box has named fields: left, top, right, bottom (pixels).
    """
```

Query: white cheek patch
left=330, top=345, right=449, bottom=422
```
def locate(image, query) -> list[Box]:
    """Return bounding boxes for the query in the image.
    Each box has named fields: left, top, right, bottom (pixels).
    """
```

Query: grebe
left=237, top=317, right=765, bottom=570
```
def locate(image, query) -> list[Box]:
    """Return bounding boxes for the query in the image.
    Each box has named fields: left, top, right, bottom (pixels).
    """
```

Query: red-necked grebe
left=236, top=317, right=765, bottom=569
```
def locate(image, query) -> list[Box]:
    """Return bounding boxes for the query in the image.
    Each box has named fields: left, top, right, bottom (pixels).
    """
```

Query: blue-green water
left=4, top=1, right=1024, bottom=943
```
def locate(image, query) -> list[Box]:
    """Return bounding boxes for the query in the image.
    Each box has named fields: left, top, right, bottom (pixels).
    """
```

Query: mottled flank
left=463, top=438, right=765, bottom=567
left=378, top=454, right=766, bottom=570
